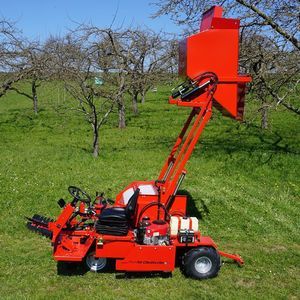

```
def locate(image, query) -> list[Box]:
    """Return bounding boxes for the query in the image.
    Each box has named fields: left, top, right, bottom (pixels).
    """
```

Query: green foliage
left=0, top=84, right=299, bottom=299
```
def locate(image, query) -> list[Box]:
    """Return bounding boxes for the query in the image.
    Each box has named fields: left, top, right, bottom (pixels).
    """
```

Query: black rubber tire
left=183, top=247, right=221, bottom=279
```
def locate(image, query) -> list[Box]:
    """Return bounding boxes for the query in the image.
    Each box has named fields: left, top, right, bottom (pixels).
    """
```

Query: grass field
left=0, top=83, right=299, bottom=299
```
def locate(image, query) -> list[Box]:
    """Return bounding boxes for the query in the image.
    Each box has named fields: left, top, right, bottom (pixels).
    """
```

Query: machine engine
left=137, top=217, right=169, bottom=245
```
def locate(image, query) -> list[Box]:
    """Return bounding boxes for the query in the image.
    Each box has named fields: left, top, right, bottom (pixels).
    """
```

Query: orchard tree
left=81, top=26, right=178, bottom=120
left=125, top=29, right=177, bottom=114
left=0, top=19, right=24, bottom=97
left=10, top=42, right=48, bottom=114
left=78, top=27, right=131, bottom=128
left=46, top=35, right=117, bottom=157
left=0, top=19, right=48, bottom=114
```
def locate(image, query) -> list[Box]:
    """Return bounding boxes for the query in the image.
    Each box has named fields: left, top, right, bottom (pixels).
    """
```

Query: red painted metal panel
left=54, top=235, right=94, bottom=262
left=210, top=17, right=240, bottom=30
left=96, top=241, right=135, bottom=258
left=178, top=39, right=187, bottom=75
left=200, top=6, right=223, bottom=32
left=116, top=245, right=176, bottom=272
left=186, top=30, right=239, bottom=80
left=49, top=203, right=75, bottom=242
left=168, top=195, right=187, bottom=216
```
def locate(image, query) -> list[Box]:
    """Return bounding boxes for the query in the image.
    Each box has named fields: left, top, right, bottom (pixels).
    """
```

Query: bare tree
left=77, top=25, right=130, bottom=128
left=99, top=29, right=128, bottom=128
left=153, top=0, right=299, bottom=45
left=125, top=29, right=177, bottom=114
left=81, top=26, right=178, bottom=120
left=45, top=35, right=119, bottom=157
left=153, top=0, right=300, bottom=127
left=0, top=19, right=25, bottom=98
left=0, top=19, right=49, bottom=114
left=10, top=42, right=49, bottom=114
left=240, top=34, right=299, bottom=128
left=78, top=27, right=136, bottom=128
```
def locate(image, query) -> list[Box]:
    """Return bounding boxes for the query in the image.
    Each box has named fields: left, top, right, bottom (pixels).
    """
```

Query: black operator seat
left=95, top=188, right=140, bottom=236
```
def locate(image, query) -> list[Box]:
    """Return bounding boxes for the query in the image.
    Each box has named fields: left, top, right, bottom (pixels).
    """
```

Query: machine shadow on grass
left=56, top=261, right=174, bottom=279
left=57, top=262, right=89, bottom=276
left=200, top=124, right=299, bottom=159
left=115, top=272, right=172, bottom=280
left=57, top=262, right=173, bottom=279
left=178, top=189, right=209, bottom=220
left=57, top=261, right=116, bottom=276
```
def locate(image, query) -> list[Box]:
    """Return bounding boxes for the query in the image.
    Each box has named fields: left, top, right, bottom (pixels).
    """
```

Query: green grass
left=0, top=83, right=299, bottom=299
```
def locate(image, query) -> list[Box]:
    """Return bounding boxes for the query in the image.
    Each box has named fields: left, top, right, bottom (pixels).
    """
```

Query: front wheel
left=85, top=252, right=108, bottom=272
left=183, top=247, right=220, bottom=279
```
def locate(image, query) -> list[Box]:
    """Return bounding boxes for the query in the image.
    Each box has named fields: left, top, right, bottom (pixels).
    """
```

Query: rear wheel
left=183, top=247, right=220, bottom=279
left=85, top=252, right=108, bottom=272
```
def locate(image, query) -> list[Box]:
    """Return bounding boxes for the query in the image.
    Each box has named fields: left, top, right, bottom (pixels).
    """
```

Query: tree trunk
left=92, top=124, right=99, bottom=157
left=141, top=90, right=146, bottom=104
left=132, top=92, right=139, bottom=115
left=32, top=79, right=38, bottom=114
left=118, top=98, right=126, bottom=129
left=261, top=99, right=268, bottom=129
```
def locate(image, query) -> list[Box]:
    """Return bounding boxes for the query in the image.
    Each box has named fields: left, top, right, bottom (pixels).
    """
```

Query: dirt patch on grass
left=254, top=243, right=287, bottom=253
left=236, top=278, right=256, bottom=288
left=267, top=244, right=287, bottom=252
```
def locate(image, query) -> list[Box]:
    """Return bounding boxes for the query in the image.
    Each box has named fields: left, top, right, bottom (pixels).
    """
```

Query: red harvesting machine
left=27, top=6, right=251, bottom=279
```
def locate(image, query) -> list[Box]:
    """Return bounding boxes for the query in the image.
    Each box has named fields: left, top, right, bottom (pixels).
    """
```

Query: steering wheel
left=68, top=186, right=91, bottom=204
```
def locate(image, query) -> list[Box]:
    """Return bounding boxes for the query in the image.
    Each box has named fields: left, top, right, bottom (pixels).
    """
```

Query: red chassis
left=27, top=6, right=250, bottom=279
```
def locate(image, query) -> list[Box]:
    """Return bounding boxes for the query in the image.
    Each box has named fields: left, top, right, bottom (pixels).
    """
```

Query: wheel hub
left=86, top=254, right=107, bottom=272
left=195, top=256, right=212, bottom=274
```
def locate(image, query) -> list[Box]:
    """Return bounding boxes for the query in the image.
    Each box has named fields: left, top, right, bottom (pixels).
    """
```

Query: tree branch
left=235, top=0, right=299, bottom=50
